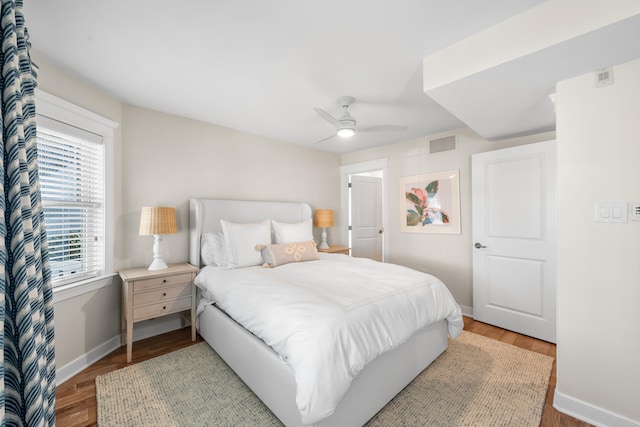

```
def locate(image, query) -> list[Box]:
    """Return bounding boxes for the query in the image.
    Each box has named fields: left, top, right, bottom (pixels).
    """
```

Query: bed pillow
left=221, top=219, right=271, bottom=269
left=257, top=240, right=319, bottom=268
left=271, top=218, right=313, bottom=244
left=200, top=232, right=227, bottom=266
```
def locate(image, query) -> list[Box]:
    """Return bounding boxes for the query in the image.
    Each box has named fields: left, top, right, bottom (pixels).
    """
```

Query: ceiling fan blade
left=314, top=107, right=341, bottom=128
left=357, top=125, right=407, bottom=133
left=314, top=134, right=336, bottom=144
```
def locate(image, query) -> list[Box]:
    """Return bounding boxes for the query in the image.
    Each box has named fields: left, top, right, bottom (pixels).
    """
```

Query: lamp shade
left=139, top=207, right=177, bottom=235
left=313, top=209, right=334, bottom=228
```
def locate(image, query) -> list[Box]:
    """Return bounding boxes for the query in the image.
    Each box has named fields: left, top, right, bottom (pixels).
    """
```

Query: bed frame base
left=199, top=303, right=448, bottom=427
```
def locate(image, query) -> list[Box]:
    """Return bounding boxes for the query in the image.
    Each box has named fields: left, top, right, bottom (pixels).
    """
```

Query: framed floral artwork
left=400, top=170, right=461, bottom=234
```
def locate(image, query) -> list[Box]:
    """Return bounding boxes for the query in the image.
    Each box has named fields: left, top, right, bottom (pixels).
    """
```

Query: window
left=35, top=89, right=117, bottom=295
left=37, top=116, right=104, bottom=286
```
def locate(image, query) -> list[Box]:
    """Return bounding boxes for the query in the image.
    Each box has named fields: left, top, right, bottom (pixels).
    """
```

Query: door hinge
left=348, top=225, right=352, bottom=231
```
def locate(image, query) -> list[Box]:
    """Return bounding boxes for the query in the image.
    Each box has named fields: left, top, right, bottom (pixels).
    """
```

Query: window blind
left=36, top=115, right=105, bottom=287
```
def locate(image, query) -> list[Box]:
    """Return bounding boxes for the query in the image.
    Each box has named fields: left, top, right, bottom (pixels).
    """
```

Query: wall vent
left=429, top=135, right=456, bottom=154
left=595, top=68, right=613, bottom=88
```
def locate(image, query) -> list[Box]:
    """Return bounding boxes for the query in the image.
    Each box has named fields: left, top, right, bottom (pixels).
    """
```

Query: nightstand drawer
left=133, top=272, right=193, bottom=293
left=133, top=296, right=192, bottom=321
left=133, top=283, right=192, bottom=306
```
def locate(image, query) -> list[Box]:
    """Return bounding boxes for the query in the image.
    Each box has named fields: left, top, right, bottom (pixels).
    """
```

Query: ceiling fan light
left=337, top=128, right=355, bottom=138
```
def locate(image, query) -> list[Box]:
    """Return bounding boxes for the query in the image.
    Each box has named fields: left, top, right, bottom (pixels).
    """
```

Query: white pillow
left=220, top=219, right=271, bottom=269
left=200, top=232, right=227, bottom=266
left=271, top=218, right=313, bottom=244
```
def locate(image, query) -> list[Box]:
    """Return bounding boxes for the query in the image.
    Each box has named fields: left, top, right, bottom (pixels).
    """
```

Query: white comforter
left=195, top=253, right=463, bottom=425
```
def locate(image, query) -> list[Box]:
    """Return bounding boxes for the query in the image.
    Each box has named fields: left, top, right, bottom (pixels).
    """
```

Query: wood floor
left=56, top=318, right=592, bottom=427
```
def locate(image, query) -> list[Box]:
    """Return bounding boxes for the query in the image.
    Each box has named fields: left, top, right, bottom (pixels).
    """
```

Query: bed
left=189, top=198, right=463, bottom=427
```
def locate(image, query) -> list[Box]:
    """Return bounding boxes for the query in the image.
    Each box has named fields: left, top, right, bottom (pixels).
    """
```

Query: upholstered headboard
left=189, top=199, right=313, bottom=267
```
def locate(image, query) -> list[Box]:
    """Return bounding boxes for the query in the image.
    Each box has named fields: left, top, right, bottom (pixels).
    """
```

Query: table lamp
left=139, top=206, right=177, bottom=270
left=313, top=209, right=334, bottom=250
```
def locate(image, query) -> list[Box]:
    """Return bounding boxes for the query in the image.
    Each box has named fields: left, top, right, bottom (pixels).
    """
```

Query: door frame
left=340, top=159, right=388, bottom=262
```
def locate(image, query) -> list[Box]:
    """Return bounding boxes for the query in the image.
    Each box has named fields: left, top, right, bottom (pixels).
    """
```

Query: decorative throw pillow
left=201, top=232, right=227, bottom=266
left=257, top=240, right=319, bottom=268
left=221, top=219, right=271, bottom=269
left=271, top=218, right=314, bottom=244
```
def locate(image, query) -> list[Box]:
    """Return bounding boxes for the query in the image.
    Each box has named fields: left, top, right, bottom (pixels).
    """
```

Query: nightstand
left=318, top=245, right=351, bottom=255
left=119, top=263, right=198, bottom=362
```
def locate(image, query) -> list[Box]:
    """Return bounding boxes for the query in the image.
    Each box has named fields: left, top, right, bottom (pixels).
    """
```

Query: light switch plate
left=596, top=202, right=627, bottom=223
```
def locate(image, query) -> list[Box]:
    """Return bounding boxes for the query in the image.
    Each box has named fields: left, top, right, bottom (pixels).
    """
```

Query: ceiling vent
left=429, top=135, right=456, bottom=154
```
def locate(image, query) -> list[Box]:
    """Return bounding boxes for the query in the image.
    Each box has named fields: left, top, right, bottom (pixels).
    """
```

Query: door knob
left=378, top=229, right=383, bottom=234
left=474, top=242, right=487, bottom=249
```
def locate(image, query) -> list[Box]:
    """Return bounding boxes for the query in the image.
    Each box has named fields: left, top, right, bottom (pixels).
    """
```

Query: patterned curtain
left=0, top=0, right=56, bottom=426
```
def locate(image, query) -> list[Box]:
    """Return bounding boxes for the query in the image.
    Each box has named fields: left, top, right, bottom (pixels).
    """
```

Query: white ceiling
left=21, top=0, right=586, bottom=154
left=425, top=10, right=640, bottom=141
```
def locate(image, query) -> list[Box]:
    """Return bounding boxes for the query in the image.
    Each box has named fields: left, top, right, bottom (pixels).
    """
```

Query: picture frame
left=400, top=169, right=461, bottom=234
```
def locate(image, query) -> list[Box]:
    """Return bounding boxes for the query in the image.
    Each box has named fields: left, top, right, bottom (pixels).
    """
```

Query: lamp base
left=148, top=234, right=169, bottom=270
left=318, top=227, right=330, bottom=249
left=147, top=258, right=168, bottom=270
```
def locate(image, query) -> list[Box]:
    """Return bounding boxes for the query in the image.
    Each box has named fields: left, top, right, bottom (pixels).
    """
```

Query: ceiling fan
left=314, top=96, right=407, bottom=143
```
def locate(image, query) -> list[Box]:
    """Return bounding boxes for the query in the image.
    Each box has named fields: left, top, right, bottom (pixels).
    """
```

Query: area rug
left=96, top=331, right=553, bottom=426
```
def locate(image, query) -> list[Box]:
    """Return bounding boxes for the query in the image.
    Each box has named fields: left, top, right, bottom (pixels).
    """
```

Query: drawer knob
left=162, top=279, right=167, bottom=283
left=162, top=292, right=166, bottom=297
left=163, top=306, right=166, bottom=310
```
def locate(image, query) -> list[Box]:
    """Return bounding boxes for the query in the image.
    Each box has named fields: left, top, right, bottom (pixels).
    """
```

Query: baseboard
left=459, top=305, right=473, bottom=317
left=56, top=334, right=121, bottom=385
left=554, top=389, right=640, bottom=427
left=56, top=313, right=184, bottom=385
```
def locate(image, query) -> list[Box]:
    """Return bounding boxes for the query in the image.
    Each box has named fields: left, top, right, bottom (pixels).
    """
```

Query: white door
left=472, top=140, right=557, bottom=343
left=351, top=175, right=383, bottom=261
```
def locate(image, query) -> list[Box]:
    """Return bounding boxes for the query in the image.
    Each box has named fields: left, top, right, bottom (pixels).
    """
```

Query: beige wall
left=53, top=285, right=120, bottom=369
left=35, top=54, right=124, bottom=372
left=38, top=45, right=640, bottom=424
left=118, top=105, right=341, bottom=270
left=341, top=128, right=555, bottom=310
left=555, top=58, right=640, bottom=423
left=35, top=54, right=342, bottom=373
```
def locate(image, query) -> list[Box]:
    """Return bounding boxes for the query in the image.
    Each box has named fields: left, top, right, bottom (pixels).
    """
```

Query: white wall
left=341, top=128, right=554, bottom=310
left=555, top=58, right=640, bottom=425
